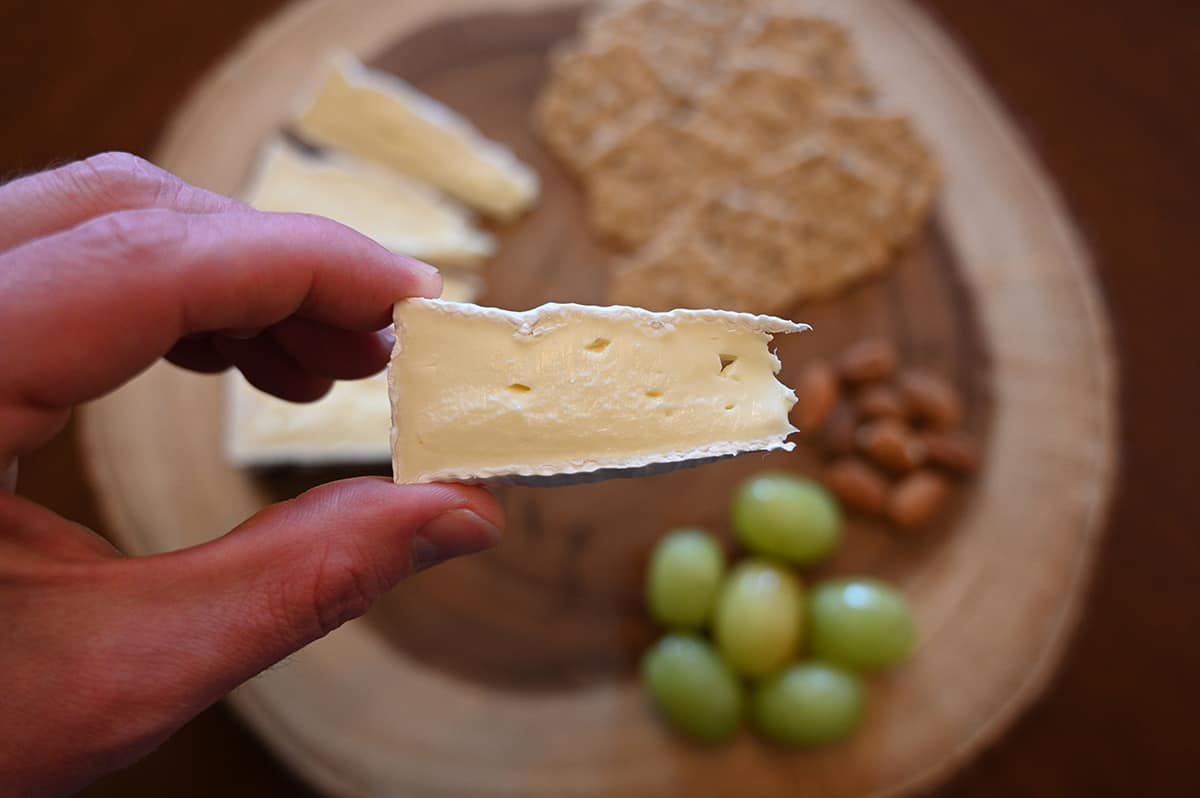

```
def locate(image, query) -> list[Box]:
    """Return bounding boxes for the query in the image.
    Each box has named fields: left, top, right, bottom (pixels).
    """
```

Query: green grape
left=808, top=578, right=916, bottom=671
left=645, top=529, right=725, bottom=630
left=731, top=473, right=842, bottom=566
left=713, top=559, right=804, bottom=678
left=751, top=661, right=865, bottom=747
left=640, top=634, right=743, bottom=742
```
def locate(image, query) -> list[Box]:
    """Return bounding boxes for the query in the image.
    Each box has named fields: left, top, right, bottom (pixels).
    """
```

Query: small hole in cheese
left=509, top=383, right=532, bottom=392
left=725, top=403, right=736, bottom=411
left=645, top=389, right=663, bottom=398
left=585, top=337, right=611, bottom=352
left=719, top=354, right=738, bottom=373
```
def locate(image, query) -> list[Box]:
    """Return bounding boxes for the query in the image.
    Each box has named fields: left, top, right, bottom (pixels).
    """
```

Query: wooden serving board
left=80, top=1, right=1117, bottom=796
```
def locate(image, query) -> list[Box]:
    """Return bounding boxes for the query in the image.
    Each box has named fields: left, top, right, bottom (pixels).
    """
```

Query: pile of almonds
left=793, top=338, right=979, bottom=529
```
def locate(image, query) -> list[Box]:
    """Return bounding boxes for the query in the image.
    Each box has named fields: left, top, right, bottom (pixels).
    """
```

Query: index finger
left=0, top=207, right=440, bottom=414
left=0, top=152, right=242, bottom=253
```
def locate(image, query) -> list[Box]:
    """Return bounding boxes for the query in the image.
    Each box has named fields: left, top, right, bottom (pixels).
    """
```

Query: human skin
left=0, top=153, right=503, bottom=796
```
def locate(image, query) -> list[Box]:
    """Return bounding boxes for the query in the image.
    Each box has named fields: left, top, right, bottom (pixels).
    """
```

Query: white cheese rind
left=243, top=139, right=495, bottom=267
left=388, top=300, right=809, bottom=484
left=294, top=53, right=539, bottom=220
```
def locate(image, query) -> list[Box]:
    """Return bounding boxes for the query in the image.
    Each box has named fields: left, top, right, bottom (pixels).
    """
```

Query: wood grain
left=0, top=1, right=1183, bottom=796
left=73, top=1, right=1116, bottom=796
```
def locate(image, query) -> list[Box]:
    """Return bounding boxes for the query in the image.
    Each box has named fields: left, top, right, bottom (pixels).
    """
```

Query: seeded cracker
left=818, top=111, right=940, bottom=243
left=613, top=190, right=802, bottom=313
left=615, top=177, right=891, bottom=314
left=610, top=236, right=745, bottom=314
left=536, top=0, right=940, bottom=313
left=584, top=0, right=747, bottom=100
left=731, top=13, right=874, bottom=100
left=584, top=115, right=745, bottom=249
left=754, top=149, right=891, bottom=240
left=535, top=42, right=672, bottom=173
left=687, top=65, right=832, bottom=159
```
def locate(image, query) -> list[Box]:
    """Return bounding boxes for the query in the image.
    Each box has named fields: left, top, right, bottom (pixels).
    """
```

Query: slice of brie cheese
left=388, top=300, right=809, bottom=484
left=244, top=139, right=494, bottom=267
left=227, top=372, right=391, bottom=465
left=226, top=276, right=483, bottom=466
left=294, top=53, right=539, bottom=220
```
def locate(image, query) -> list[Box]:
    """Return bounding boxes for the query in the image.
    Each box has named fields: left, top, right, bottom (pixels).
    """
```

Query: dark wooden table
left=2, top=1, right=1197, bottom=795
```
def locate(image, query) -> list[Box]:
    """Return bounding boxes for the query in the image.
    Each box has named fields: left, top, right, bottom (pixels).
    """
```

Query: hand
left=0, top=153, right=503, bottom=797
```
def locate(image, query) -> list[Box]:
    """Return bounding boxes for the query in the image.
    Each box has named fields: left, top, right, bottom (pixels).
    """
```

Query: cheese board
left=79, top=0, right=1117, bottom=795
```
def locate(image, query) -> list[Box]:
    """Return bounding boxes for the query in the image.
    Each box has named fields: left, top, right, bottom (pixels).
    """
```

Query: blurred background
left=1, top=0, right=1197, bottom=795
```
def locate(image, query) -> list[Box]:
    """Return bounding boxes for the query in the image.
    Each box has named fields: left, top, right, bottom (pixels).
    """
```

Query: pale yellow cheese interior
left=244, top=140, right=494, bottom=267
left=390, top=300, right=804, bottom=483
left=295, top=53, right=538, bottom=220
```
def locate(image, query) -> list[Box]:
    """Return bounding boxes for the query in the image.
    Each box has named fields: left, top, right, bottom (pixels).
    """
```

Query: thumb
left=133, top=477, right=501, bottom=706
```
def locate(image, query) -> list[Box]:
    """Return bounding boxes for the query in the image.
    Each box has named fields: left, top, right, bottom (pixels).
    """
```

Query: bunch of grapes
left=642, top=473, right=916, bottom=747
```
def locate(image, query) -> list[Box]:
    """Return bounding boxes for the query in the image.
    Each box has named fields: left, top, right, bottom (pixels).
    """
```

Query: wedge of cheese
left=388, top=300, right=809, bottom=484
left=295, top=53, right=539, bottom=220
left=226, top=275, right=483, bottom=466
left=227, top=372, right=391, bottom=465
left=244, top=140, right=494, bottom=267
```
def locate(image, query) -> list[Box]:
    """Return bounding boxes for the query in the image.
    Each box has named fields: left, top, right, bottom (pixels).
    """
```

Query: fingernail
left=396, top=256, right=442, bottom=297
left=399, top=255, right=439, bottom=278
left=410, top=509, right=500, bottom=573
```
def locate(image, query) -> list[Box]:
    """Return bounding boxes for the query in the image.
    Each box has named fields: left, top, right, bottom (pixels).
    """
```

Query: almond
left=921, top=430, right=980, bottom=473
left=855, top=384, right=907, bottom=419
left=888, top=470, right=952, bottom=528
left=823, top=457, right=889, bottom=515
left=899, top=369, right=963, bottom=429
left=793, top=360, right=840, bottom=431
left=822, top=401, right=858, bottom=456
left=857, top=418, right=925, bottom=473
left=838, top=338, right=898, bottom=382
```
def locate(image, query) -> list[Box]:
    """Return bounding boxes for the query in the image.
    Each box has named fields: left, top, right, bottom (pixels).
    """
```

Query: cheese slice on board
left=226, top=275, right=483, bottom=466
left=227, top=372, right=391, bottom=465
left=294, top=53, right=539, bottom=220
left=244, top=139, right=494, bottom=267
left=388, top=300, right=809, bottom=484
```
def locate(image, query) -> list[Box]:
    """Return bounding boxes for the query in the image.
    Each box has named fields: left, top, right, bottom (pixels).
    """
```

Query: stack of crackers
left=536, top=0, right=939, bottom=315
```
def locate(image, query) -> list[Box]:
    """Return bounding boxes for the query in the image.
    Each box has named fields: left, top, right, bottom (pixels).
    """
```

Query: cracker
left=583, top=0, right=745, bottom=47
left=610, top=237, right=744, bottom=312
left=583, top=114, right=745, bottom=249
left=613, top=151, right=905, bottom=314
left=811, top=110, right=940, bottom=244
left=744, top=141, right=921, bottom=298
left=539, top=1, right=940, bottom=314
left=687, top=64, right=830, bottom=159
left=584, top=0, right=747, bottom=100
left=535, top=42, right=672, bottom=172
left=731, top=13, right=874, bottom=100
left=613, top=189, right=811, bottom=313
